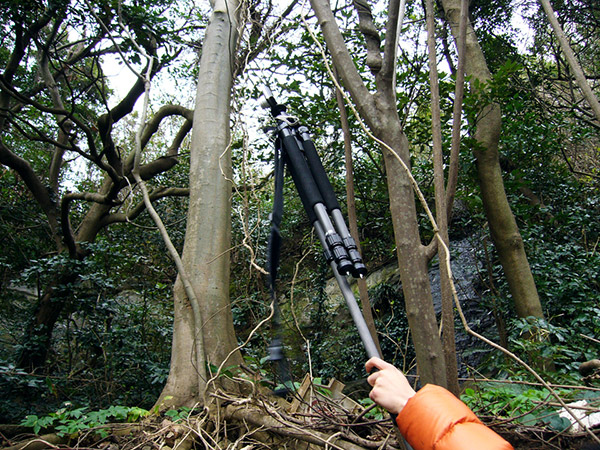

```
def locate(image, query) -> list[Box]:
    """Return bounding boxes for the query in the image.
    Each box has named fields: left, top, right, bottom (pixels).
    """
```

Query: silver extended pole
left=313, top=219, right=380, bottom=359
left=315, top=213, right=414, bottom=450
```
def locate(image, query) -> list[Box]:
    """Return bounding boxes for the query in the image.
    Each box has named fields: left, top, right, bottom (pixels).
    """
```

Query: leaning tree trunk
left=440, top=0, right=545, bottom=321
left=425, top=0, right=459, bottom=395
left=17, top=283, right=69, bottom=371
left=156, top=0, right=243, bottom=409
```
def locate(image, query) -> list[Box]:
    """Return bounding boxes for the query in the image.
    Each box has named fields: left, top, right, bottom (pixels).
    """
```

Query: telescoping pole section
left=313, top=221, right=380, bottom=359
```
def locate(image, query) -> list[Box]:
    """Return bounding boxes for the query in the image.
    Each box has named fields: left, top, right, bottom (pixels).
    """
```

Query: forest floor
left=2, top=397, right=599, bottom=450
left=1, top=420, right=598, bottom=450
left=2, top=374, right=599, bottom=450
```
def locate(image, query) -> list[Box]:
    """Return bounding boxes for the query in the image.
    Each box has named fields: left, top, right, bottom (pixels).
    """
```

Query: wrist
left=395, top=389, right=416, bottom=414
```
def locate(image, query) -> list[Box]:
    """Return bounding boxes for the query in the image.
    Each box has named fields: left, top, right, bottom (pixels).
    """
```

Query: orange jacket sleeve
left=396, top=384, right=513, bottom=450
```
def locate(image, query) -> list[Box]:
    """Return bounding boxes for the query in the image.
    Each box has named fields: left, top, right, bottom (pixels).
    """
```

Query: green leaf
left=542, top=413, right=572, bottom=432
left=21, top=415, right=41, bottom=434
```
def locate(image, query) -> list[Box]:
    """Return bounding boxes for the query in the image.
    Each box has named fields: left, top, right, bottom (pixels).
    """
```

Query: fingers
left=366, top=369, right=380, bottom=386
left=366, top=357, right=397, bottom=388
left=369, top=387, right=378, bottom=403
left=365, top=357, right=416, bottom=415
left=365, top=356, right=394, bottom=374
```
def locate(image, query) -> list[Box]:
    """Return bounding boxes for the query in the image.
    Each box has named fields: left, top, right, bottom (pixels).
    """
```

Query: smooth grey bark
left=157, top=0, right=243, bottom=408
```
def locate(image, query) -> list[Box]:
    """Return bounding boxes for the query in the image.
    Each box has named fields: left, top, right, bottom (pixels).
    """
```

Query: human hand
left=365, top=357, right=416, bottom=415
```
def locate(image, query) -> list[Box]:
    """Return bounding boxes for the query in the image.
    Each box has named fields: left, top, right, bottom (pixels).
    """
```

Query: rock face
left=579, top=359, right=600, bottom=377
left=428, top=238, right=499, bottom=375
left=579, top=359, right=600, bottom=386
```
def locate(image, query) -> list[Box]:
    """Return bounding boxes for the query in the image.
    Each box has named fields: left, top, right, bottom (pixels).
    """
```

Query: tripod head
left=259, top=86, right=287, bottom=119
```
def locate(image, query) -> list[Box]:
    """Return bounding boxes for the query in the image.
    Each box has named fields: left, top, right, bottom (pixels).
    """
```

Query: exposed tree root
left=3, top=433, right=68, bottom=450
left=224, top=400, right=396, bottom=449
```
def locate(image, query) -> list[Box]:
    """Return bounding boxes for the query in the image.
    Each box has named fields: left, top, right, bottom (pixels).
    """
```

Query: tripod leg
left=297, top=128, right=366, bottom=278
left=278, top=126, right=354, bottom=276
left=313, top=204, right=354, bottom=276
left=330, top=209, right=367, bottom=278
left=313, top=221, right=380, bottom=359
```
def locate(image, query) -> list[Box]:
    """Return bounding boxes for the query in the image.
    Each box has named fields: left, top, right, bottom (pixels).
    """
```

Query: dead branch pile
left=1, top=375, right=405, bottom=450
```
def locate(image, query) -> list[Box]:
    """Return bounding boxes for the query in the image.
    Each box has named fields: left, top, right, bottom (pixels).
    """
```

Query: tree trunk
left=440, top=0, right=545, bottom=321
left=379, top=117, right=448, bottom=387
left=157, top=0, right=243, bottom=408
left=155, top=277, right=203, bottom=408
left=17, top=287, right=67, bottom=371
left=425, top=0, right=459, bottom=396
left=310, top=0, right=448, bottom=387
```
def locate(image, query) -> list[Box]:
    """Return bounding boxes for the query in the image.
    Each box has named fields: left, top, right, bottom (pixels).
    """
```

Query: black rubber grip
left=298, top=130, right=341, bottom=212
left=282, top=134, right=323, bottom=223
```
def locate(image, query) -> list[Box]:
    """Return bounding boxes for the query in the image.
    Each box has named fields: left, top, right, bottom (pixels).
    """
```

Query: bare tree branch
left=380, top=0, right=401, bottom=84
left=308, top=0, right=378, bottom=129
left=0, top=141, right=62, bottom=248
left=100, top=187, right=189, bottom=227
left=539, top=0, right=600, bottom=124
left=445, top=0, right=468, bottom=223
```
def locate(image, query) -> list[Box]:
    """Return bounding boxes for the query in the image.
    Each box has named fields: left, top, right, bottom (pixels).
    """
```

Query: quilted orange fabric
left=396, top=384, right=514, bottom=450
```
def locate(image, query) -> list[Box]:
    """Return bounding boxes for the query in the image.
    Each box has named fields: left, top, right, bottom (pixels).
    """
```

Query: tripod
left=260, top=87, right=379, bottom=359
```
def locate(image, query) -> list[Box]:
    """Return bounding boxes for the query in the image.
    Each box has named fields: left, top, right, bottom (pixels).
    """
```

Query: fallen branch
left=224, top=401, right=396, bottom=450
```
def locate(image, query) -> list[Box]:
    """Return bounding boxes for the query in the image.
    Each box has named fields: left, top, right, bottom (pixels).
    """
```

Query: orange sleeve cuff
left=396, top=384, right=513, bottom=450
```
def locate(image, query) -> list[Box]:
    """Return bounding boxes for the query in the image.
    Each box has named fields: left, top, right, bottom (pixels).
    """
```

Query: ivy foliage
left=461, top=383, right=574, bottom=431
left=21, top=404, right=148, bottom=437
left=0, top=231, right=176, bottom=422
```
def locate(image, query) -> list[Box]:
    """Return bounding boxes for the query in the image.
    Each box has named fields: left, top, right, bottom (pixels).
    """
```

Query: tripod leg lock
left=322, top=248, right=334, bottom=264
left=325, top=232, right=353, bottom=275
left=343, top=236, right=367, bottom=277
